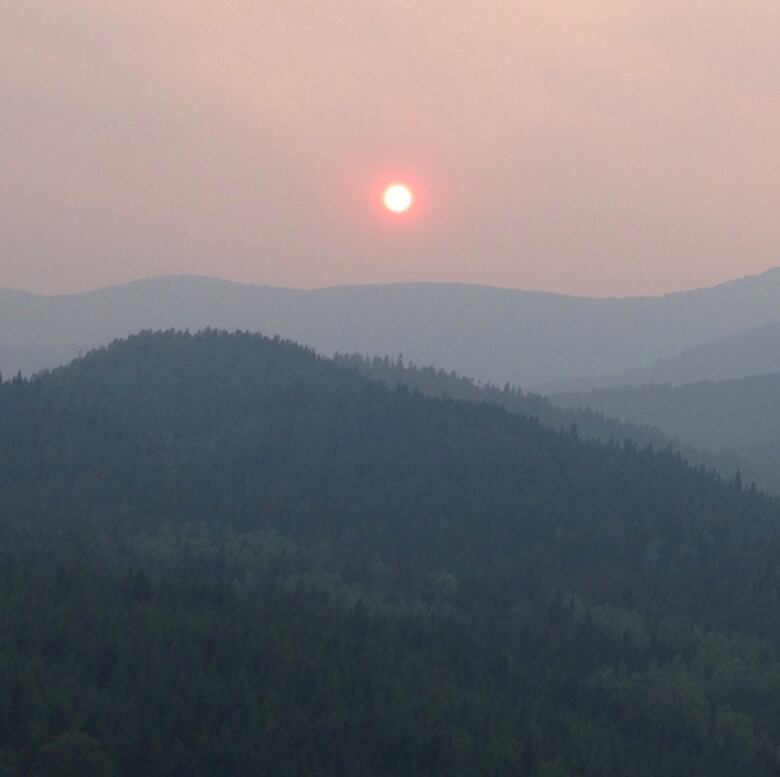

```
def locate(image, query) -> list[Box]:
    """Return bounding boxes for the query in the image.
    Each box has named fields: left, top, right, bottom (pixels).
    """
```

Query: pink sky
left=2, top=1, right=780, bottom=296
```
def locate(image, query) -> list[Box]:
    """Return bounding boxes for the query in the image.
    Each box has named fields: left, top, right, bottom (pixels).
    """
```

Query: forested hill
left=4, top=330, right=780, bottom=775
left=555, top=374, right=780, bottom=496
left=334, top=352, right=672, bottom=448
left=334, top=352, right=774, bottom=495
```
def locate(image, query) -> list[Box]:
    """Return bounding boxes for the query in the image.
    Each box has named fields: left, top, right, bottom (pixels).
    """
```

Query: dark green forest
left=3, top=330, right=780, bottom=775
left=335, top=352, right=766, bottom=495
left=334, top=352, right=674, bottom=449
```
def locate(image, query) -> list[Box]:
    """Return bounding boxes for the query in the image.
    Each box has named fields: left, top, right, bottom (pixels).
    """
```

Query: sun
left=383, top=183, right=413, bottom=213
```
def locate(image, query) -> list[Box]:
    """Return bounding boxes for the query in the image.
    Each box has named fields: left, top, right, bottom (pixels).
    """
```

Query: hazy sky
left=3, top=1, right=780, bottom=296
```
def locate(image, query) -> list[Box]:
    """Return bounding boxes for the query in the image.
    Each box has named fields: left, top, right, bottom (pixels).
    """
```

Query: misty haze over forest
left=5, top=1, right=780, bottom=775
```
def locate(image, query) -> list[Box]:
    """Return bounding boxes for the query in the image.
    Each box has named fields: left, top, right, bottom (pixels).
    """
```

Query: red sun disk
left=383, top=183, right=413, bottom=213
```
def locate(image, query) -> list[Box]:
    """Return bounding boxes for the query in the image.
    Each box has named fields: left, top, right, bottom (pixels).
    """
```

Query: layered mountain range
left=3, top=268, right=780, bottom=388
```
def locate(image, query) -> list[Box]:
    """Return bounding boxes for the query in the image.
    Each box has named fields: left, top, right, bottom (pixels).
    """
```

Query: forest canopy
left=2, top=330, right=780, bottom=776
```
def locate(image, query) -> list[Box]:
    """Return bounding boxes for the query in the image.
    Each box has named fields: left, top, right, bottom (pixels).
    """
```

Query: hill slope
left=602, top=321, right=780, bottom=388
left=336, top=353, right=780, bottom=495
left=4, top=331, right=780, bottom=774
left=555, top=373, right=780, bottom=494
left=3, top=268, right=780, bottom=387
left=334, top=352, right=673, bottom=447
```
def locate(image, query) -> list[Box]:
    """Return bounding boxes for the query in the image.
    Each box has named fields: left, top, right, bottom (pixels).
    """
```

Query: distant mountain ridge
left=586, top=321, right=780, bottom=388
left=3, top=269, right=780, bottom=386
left=556, top=372, right=780, bottom=448
left=555, top=372, right=780, bottom=494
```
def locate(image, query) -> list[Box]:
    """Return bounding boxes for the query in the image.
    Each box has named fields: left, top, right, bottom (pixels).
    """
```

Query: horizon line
left=3, top=266, right=780, bottom=303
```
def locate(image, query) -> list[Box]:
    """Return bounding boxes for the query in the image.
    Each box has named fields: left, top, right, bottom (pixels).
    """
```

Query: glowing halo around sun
left=383, top=183, right=414, bottom=213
